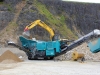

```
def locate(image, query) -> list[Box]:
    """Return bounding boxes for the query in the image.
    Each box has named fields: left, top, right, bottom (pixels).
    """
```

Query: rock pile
left=55, top=43, right=100, bottom=61
left=0, top=50, right=22, bottom=63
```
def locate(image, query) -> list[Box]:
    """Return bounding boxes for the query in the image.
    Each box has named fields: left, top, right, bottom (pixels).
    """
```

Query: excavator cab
left=52, top=34, right=60, bottom=41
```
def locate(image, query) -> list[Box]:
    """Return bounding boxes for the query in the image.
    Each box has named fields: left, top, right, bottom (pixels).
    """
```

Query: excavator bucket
left=22, top=30, right=30, bottom=37
left=88, top=38, right=100, bottom=53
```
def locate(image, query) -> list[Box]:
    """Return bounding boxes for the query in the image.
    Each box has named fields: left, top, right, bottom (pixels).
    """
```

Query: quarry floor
left=0, top=60, right=100, bottom=75
left=0, top=47, right=100, bottom=75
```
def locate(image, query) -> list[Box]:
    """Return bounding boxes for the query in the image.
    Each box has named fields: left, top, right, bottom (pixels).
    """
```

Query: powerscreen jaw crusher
left=8, top=29, right=100, bottom=60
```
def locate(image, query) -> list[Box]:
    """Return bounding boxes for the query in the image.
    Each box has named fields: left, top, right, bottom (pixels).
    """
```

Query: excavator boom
left=24, top=20, right=55, bottom=40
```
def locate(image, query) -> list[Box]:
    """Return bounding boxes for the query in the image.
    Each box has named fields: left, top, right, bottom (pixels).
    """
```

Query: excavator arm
left=24, top=20, right=55, bottom=41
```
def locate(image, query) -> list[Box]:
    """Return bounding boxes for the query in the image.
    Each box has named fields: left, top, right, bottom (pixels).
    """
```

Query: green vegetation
left=9, top=22, right=18, bottom=27
left=35, top=0, right=59, bottom=26
left=60, top=15, right=66, bottom=23
left=3, top=4, right=14, bottom=12
left=0, top=21, right=18, bottom=37
left=34, top=0, right=77, bottom=39
left=0, top=3, right=14, bottom=11
left=0, top=0, right=4, bottom=4
left=7, top=4, right=13, bottom=11
left=5, top=22, right=18, bottom=31
left=0, top=2, right=3, bottom=4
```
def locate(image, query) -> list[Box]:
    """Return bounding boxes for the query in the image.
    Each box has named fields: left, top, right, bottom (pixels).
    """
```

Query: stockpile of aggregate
left=0, top=50, right=22, bottom=63
left=55, top=43, right=100, bottom=61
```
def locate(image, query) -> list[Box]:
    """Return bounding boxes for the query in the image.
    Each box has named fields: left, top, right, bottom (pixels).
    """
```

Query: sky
left=62, top=0, right=100, bottom=3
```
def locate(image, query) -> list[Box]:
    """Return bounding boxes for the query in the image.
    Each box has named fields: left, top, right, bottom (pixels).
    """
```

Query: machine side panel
left=46, top=49, right=55, bottom=56
left=46, top=41, right=54, bottom=56
left=46, top=41, right=60, bottom=56
left=88, top=38, right=100, bottom=53
left=53, top=41, right=61, bottom=53
left=19, top=36, right=37, bottom=49
left=36, top=41, right=46, bottom=51
left=19, top=36, right=30, bottom=48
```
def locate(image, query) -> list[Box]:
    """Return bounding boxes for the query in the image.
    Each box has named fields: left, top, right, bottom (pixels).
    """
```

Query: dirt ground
left=0, top=60, right=100, bottom=75
left=0, top=45, right=100, bottom=75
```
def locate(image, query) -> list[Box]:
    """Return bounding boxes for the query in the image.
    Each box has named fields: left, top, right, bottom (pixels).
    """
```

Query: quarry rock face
left=39, top=0, right=100, bottom=35
left=0, top=0, right=100, bottom=36
left=0, top=0, right=100, bottom=61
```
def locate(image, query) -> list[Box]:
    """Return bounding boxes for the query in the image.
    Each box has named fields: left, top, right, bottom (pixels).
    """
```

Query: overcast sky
left=62, top=0, right=100, bottom=3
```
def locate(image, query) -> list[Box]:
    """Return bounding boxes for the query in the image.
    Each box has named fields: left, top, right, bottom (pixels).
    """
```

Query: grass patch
left=0, top=2, right=3, bottom=4
left=0, top=21, right=18, bottom=37
left=9, top=22, right=18, bottom=27
left=7, top=4, right=13, bottom=11
left=35, top=0, right=59, bottom=26
left=0, top=0, right=4, bottom=4
left=4, top=4, right=14, bottom=12
left=33, top=0, right=77, bottom=39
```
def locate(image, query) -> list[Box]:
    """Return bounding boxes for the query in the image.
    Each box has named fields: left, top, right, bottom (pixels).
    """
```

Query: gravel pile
left=55, top=43, right=100, bottom=61
left=0, top=50, right=22, bottom=63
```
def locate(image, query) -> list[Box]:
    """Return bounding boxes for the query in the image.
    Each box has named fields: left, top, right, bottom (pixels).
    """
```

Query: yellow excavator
left=8, top=19, right=100, bottom=60
left=24, top=20, right=56, bottom=41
